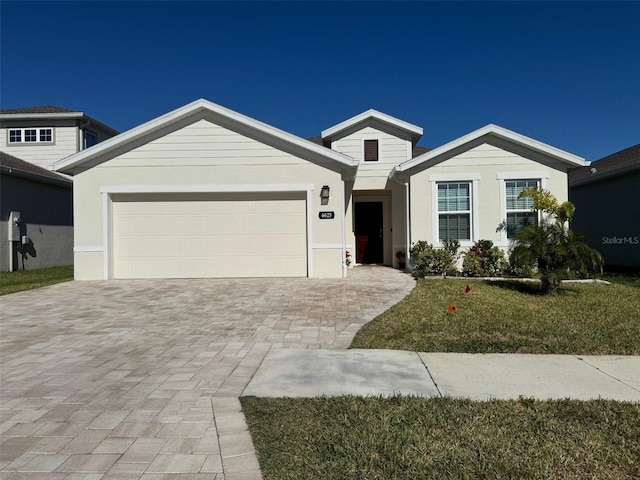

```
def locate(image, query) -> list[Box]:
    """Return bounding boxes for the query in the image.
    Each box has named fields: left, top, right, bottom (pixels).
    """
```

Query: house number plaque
left=319, top=211, right=335, bottom=219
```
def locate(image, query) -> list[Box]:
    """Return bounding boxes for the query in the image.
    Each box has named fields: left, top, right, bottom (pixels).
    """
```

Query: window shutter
left=364, top=140, right=379, bottom=161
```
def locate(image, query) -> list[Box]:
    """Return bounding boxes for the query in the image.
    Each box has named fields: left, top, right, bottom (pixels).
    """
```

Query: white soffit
left=321, top=109, right=423, bottom=140
left=396, top=124, right=588, bottom=174
left=52, top=98, right=357, bottom=174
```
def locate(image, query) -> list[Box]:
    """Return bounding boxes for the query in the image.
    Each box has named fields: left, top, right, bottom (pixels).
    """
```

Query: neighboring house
left=569, top=144, right=640, bottom=271
left=0, top=152, right=73, bottom=271
left=0, top=106, right=119, bottom=271
left=53, top=99, right=588, bottom=280
left=0, top=106, right=119, bottom=172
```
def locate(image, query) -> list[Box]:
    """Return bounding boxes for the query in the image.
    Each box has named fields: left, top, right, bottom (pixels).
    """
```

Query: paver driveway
left=0, top=266, right=415, bottom=479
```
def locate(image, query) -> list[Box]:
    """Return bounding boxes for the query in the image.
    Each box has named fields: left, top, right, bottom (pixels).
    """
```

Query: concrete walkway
left=0, top=266, right=415, bottom=479
left=244, top=350, right=640, bottom=401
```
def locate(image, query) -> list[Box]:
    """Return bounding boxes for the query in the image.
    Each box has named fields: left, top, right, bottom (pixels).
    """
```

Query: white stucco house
left=53, top=99, right=589, bottom=280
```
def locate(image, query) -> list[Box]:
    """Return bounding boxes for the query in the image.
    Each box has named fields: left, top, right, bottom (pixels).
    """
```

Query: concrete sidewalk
left=242, top=349, right=640, bottom=402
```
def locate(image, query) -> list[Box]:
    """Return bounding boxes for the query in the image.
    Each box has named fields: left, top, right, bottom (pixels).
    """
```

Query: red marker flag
left=448, top=304, right=456, bottom=313
left=465, top=284, right=471, bottom=294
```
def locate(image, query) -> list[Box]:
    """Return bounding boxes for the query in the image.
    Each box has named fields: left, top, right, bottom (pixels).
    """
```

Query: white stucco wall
left=409, top=141, right=571, bottom=250
left=72, top=118, right=345, bottom=279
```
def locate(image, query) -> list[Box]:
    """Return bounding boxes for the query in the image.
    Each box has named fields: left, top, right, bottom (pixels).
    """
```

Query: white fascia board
left=396, top=124, right=587, bottom=175
left=321, top=109, right=423, bottom=140
left=0, top=112, right=84, bottom=121
left=53, top=98, right=356, bottom=174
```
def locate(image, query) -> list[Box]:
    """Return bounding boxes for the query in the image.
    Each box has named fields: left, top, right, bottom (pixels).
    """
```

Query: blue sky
left=2, top=1, right=638, bottom=161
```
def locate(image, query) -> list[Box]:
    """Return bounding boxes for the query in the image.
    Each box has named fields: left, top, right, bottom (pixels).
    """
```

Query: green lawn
left=244, top=275, right=640, bottom=479
left=242, top=396, right=640, bottom=480
left=350, top=278, right=640, bottom=354
left=0, top=265, right=73, bottom=295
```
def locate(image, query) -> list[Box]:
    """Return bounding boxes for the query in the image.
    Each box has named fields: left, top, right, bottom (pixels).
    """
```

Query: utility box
left=8, top=211, right=21, bottom=241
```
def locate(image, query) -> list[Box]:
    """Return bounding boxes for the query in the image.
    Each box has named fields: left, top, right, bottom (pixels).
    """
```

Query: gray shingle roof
left=0, top=106, right=76, bottom=114
left=0, top=152, right=72, bottom=186
left=569, top=144, right=640, bottom=186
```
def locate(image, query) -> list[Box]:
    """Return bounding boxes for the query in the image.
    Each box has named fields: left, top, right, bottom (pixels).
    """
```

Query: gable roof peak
left=53, top=98, right=357, bottom=174
left=395, top=123, right=587, bottom=176
left=321, top=109, right=423, bottom=141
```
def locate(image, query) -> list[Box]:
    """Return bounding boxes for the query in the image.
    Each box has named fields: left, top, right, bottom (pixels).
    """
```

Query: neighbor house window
left=84, top=130, right=98, bottom=149
left=364, top=139, right=379, bottom=162
left=438, top=182, right=471, bottom=241
left=8, top=130, right=21, bottom=143
left=7, top=128, right=54, bottom=144
left=505, top=179, right=539, bottom=238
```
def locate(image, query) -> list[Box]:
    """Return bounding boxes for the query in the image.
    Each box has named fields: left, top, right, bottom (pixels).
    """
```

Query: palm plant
left=509, top=188, right=603, bottom=294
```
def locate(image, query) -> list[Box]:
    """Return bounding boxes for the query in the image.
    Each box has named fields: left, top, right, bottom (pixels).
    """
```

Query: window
left=438, top=182, right=471, bottom=240
left=40, top=129, right=52, bottom=142
left=9, top=130, right=21, bottom=143
left=7, top=128, right=53, bottom=144
left=364, top=139, right=379, bottom=162
left=505, top=180, right=539, bottom=238
left=84, top=130, right=98, bottom=149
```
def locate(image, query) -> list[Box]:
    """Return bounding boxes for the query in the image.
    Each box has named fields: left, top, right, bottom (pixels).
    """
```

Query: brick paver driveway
left=1, top=266, right=414, bottom=479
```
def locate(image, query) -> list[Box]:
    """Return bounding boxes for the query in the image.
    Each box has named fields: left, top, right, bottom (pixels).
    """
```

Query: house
left=0, top=152, right=73, bottom=271
left=53, top=99, right=588, bottom=280
left=569, top=144, right=640, bottom=271
left=0, top=106, right=119, bottom=172
left=0, top=106, right=119, bottom=271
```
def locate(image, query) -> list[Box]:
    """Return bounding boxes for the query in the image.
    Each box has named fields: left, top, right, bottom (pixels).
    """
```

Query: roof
left=321, top=109, right=423, bottom=143
left=395, top=124, right=588, bottom=177
left=0, top=106, right=119, bottom=136
left=0, top=105, right=75, bottom=114
left=569, top=144, right=640, bottom=186
left=0, top=152, right=72, bottom=187
left=54, top=99, right=358, bottom=175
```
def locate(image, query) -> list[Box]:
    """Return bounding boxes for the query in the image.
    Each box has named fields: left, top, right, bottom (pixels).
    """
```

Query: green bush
left=409, top=239, right=460, bottom=278
left=462, top=240, right=506, bottom=277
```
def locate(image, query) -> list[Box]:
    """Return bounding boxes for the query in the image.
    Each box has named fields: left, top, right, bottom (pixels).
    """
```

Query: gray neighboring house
left=569, top=144, right=640, bottom=271
left=0, top=106, right=118, bottom=271
left=0, top=152, right=73, bottom=271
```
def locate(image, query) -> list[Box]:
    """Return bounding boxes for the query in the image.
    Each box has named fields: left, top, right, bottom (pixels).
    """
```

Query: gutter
left=0, top=165, right=73, bottom=188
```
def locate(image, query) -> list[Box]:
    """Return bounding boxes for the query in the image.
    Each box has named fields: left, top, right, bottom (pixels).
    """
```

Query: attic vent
left=364, top=139, right=379, bottom=162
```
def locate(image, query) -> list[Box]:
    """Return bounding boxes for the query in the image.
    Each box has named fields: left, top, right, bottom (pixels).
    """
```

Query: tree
left=509, top=188, right=603, bottom=294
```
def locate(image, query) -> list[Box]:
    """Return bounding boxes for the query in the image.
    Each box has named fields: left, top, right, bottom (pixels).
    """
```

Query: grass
left=0, top=265, right=73, bottom=295
left=242, top=395, right=640, bottom=480
left=350, top=278, right=640, bottom=355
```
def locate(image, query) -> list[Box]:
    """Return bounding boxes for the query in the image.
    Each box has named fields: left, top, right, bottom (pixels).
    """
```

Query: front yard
left=244, top=277, right=640, bottom=479
left=351, top=278, right=640, bottom=354
left=0, top=265, right=73, bottom=296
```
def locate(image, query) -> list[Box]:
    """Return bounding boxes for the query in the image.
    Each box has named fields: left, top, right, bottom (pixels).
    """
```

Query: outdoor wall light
left=320, top=185, right=330, bottom=200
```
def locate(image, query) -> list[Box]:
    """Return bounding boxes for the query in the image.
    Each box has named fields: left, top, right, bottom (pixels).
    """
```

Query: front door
left=354, top=202, right=383, bottom=264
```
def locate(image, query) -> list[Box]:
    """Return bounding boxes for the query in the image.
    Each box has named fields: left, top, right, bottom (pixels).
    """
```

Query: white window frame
left=7, top=127, right=54, bottom=145
left=429, top=173, right=480, bottom=247
left=497, top=171, right=548, bottom=245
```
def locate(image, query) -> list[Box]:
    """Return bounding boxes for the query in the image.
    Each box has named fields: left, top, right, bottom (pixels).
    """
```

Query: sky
left=1, top=1, right=639, bottom=161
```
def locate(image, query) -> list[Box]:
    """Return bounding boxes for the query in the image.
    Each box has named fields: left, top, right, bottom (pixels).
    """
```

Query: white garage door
left=111, top=192, right=307, bottom=279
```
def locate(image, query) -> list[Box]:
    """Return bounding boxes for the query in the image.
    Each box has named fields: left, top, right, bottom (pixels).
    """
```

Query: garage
left=111, top=191, right=308, bottom=279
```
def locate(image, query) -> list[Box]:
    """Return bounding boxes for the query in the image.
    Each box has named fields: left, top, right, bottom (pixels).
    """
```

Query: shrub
left=462, top=240, right=506, bottom=277
left=409, top=239, right=460, bottom=278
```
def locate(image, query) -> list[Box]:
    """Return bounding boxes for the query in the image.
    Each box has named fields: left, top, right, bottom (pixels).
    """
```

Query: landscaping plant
left=409, top=239, right=460, bottom=278
left=462, top=239, right=506, bottom=277
left=509, top=188, right=603, bottom=293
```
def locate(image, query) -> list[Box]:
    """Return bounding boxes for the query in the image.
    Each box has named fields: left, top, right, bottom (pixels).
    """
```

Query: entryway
left=354, top=201, right=384, bottom=264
